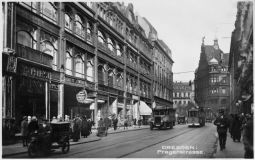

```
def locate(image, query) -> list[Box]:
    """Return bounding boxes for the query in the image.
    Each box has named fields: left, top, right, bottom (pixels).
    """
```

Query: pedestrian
left=124, top=118, right=128, bottom=130
left=28, top=116, right=39, bottom=135
left=138, top=118, right=142, bottom=128
left=81, top=116, right=90, bottom=138
left=87, top=118, right=93, bottom=134
left=229, top=114, right=234, bottom=138
left=51, top=116, right=58, bottom=123
left=214, top=111, right=229, bottom=151
left=134, top=118, right=137, bottom=126
left=231, top=114, right=242, bottom=142
left=113, top=117, right=118, bottom=130
left=243, top=114, right=253, bottom=158
left=21, top=116, right=28, bottom=147
left=72, top=116, right=81, bottom=142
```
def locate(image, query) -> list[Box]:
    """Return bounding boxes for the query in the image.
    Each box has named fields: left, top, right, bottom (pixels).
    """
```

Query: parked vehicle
left=149, top=107, right=175, bottom=130
left=187, top=107, right=205, bottom=127
left=28, top=122, right=70, bottom=157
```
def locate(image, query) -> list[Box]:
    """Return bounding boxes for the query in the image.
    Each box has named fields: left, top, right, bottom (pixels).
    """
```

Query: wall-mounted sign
left=76, top=89, right=87, bottom=103
left=7, top=55, right=17, bottom=73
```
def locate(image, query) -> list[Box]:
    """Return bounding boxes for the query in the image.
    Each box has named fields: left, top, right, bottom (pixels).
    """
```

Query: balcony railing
left=16, top=43, right=53, bottom=67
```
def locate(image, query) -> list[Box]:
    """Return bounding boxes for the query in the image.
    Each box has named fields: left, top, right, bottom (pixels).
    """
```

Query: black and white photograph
left=1, top=0, right=253, bottom=158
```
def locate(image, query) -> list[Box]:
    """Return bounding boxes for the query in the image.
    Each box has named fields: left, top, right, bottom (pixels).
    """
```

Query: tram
left=187, top=107, right=205, bottom=127
left=149, top=106, right=176, bottom=130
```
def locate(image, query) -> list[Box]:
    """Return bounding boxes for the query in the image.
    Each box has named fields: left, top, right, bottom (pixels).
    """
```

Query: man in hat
left=21, top=116, right=28, bottom=147
left=214, top=111, right=229, bottom=151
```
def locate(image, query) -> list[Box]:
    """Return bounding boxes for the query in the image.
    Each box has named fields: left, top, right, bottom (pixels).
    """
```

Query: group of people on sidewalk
left=214, top=111, right=253, bottom=158
left=20, top=114, right=95, bottom=146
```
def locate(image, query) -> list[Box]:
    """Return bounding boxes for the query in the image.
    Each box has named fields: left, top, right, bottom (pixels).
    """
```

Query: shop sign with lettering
left=19, top=64, right=51, bottom=80
left=7, top=55, right=17, bottom=73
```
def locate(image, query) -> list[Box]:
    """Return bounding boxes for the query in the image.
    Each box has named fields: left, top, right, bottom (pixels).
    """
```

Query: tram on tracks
left=187, top=107, right=205, bottom=127
left=149, top=106, right=176, bottom=130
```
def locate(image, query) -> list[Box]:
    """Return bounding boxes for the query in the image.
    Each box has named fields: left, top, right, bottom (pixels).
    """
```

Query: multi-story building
left=2, top=2, right=174, bottom=129
left=229, top=1, right=253, bottom=114
left=194, top=39, right=230, bottom=115
left=173, top=81, right=193, bottom=117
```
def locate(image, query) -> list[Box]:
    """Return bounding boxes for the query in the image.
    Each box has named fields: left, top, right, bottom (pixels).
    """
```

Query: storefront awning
left=139, top=101, right=152, bottom=115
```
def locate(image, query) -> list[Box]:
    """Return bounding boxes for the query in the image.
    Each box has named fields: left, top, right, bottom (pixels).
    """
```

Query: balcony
left=16, top=44, right=53, bottom=67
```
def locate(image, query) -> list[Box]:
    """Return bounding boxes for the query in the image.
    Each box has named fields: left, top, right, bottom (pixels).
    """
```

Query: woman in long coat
left=81, top=116, right=90, bottom=138
left=72, top=117, right=81, bottom=142
left=21, top=116, right=28, bottom=147
left=231, top=114, right=242, bottom=142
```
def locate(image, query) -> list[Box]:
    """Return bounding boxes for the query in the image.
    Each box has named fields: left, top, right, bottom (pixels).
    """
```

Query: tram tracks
left=54, top=126, right=197, bottom=158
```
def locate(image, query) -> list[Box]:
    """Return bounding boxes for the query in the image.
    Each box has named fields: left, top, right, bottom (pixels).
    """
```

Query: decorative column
left=58, top=2, right=65, bottom=118
left=93, top=17, right=99, bottom=127
left=45, top=81, right=49, bottom=120
left=123, top=42, right=127, bottom=119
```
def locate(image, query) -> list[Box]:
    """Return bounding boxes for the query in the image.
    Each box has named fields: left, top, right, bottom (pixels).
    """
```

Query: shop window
left=74, top=55, right=84, bottom=78
left=40, top=2, right=57, bottom=23
left=74, top=14, right=85, bottom=38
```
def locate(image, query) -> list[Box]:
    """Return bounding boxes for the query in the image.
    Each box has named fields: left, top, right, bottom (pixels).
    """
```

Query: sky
left=127, top=0, right=238, bottom=82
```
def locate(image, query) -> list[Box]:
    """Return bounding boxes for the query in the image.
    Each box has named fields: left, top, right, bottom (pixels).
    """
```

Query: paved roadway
left=9, top=123, right=218, bottom=158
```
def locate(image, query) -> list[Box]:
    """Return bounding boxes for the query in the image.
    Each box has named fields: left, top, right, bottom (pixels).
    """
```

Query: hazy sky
left=128, top=0, right=238, bottom=82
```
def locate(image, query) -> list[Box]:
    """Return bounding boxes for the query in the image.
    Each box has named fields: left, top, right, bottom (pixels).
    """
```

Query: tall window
left=98, top=30, right=105, bottom=44
left=86, top=55, right=94, bottom=82
left=116, top=73, right=123, bottom=89
left=75, top=55, right=84, bottom=78
left=65, top=48, right=73, bottom=76
left=74, top=14, right=85, bottom=38
left=40, top=31, right=58, bottom=70
left=107, top=37, right=114, bottom=52
left=40, top=2, right=57, bottom=23
left=108, top=70, right=114, bottom=87
left=116, top=44, right=122, bottom=56
left=65, top=5, right=72, bottom=31
left=98, top=65, right=104, bottom=84
left=86, top=22, right=92, bottom=41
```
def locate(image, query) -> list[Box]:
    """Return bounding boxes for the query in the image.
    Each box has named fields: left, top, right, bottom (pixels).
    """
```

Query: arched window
left=86, top=55, right=94, bottom=82
left=98, top=30, right=105, bottom=44
left=86, top=22, right=92, bottom=41
left=108, top=69, right=114, bottom=87
left=65, top=47, right=73, bottom=75
left=16, top=20, right=37, bottom=49
left=74, top=14, right=85, bottom=38
left=40, top=2, right=57, bottom=23
left=17, top=31, right=37, bottom=49
left=116, top=73, right=123, bottom=89
left=74, top=55, right=84, bottom=78
left=65, top=5, right=72, bottom=31
left=107, top=38, right=114, bottom=52
left=116, top=44, right=122, bottom=56
left=40, top=31, right=58, bottom=70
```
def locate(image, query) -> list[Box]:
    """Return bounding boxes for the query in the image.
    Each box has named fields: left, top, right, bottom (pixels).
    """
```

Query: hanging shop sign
left=76, top=89, right=88, bottom=103
left=7, top=55, right=17, bottom=73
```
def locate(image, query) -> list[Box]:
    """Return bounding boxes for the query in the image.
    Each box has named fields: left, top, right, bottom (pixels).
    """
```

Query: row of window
left=174, top=100, right=190, bottom=105
left=173, top=92, right=191, bottom=98
left=153, top=83, right=172, bottom=101
left=209, top=87, right=227, bottom=95
left=210, top=66, right=228, bottom=72
left=209, top=75, right=227, bottom=84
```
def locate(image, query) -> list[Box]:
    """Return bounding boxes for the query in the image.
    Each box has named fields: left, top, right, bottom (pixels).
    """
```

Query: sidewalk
left=2, top=125, right=149, bottom=157
left=213, top=132, right=245, bottom=158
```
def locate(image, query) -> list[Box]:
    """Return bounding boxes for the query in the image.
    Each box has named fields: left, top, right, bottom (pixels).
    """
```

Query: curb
left=2, top=127, right=149, bottom=157
left=2, top=137, right=101, bottom=157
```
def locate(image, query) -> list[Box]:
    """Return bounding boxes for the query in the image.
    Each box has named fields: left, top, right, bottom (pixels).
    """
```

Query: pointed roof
left=209, top=57, right=218, bottom=64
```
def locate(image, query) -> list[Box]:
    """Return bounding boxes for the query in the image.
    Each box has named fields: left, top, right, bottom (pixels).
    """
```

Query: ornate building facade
left=194, top=39, right=230, bottom=115
left=173, top=81, right=193, bottom=117
left=229, top=1, right=253, bottom=114
left=2, top=2, right=173, bottom=127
